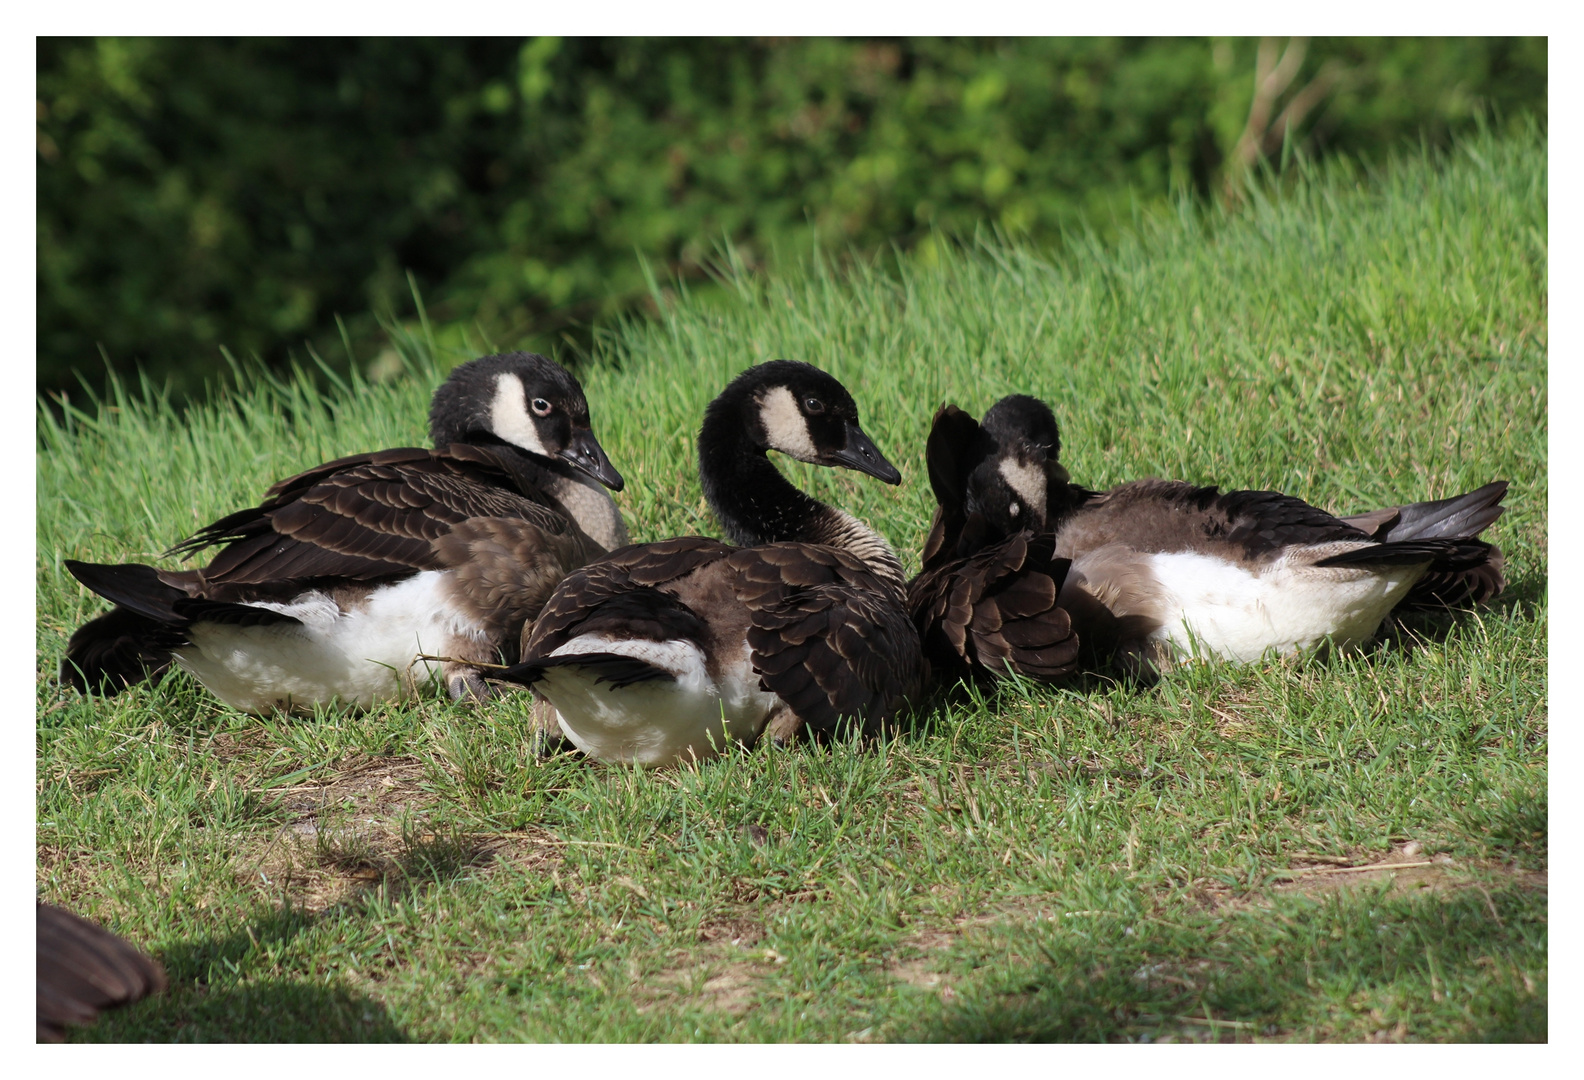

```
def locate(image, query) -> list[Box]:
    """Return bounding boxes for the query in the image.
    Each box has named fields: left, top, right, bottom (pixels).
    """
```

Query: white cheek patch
left=758, top=386, right=819, bottom=461
left=998, top=458, right=1046, bottom=522
left=490, top=373, right=549, bottom=457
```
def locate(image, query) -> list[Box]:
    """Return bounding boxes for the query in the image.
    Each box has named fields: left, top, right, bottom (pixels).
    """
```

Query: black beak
left=560, top=428, right=625, bottom=491
left=829, top=422, right=902, bottom=485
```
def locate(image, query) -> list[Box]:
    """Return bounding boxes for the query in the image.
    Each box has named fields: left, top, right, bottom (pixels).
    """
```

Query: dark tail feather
left=61, top=607, right=180, bottom=695
left=170, top=597, right=300, bottom=627
left=1400, top=545, right=1507, bottom=610
left=1343, top=481, right=1509, bottom=542
left=1313, top=538, right=1493, bottom=570
left=61, top=562, right=194, bottom=694
left=1316, top=537, right=1506, bottom=610
left=60, top=561, right=297, bottom=694
left=497, top=651, right=675, bottom=691
left=1339, top=482, right=1509, bottom=609
left=37, top=902, right=166, bottom=1042
left=64, top=561, right=188, bottom=623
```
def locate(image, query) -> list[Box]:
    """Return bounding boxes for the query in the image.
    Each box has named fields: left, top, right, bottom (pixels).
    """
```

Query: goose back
left=963, top=393, right=1509, bottom=671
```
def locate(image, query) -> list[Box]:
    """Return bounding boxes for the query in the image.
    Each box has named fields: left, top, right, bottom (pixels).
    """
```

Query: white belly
left=538, top=635, right=779, bottom=766
left=1145, top=550, right=1424, bottom=663
left=174, top=572, right=485, bottom=713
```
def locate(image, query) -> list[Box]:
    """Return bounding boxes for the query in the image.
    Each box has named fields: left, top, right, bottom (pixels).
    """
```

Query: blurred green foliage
left=36, top=37, right=1546, bottom=398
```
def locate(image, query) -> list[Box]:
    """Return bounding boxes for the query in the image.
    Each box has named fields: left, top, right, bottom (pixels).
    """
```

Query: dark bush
left=36, top=37, right=1547, bottom=398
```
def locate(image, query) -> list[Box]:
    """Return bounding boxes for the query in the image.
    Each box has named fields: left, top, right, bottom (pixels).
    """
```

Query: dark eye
left=1009, top=501, right=1021, bottom=517
left=804, top=397, right=824, bottom=415
left=530, top=398, right=553, bottom=417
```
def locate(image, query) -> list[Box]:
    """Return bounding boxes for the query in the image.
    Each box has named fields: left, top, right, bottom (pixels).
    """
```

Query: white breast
left=538, top=634, right=779, bottom=766
left=1144, top=548, right=1425, bottom=662
left=174, top=571, right=486, bottom=713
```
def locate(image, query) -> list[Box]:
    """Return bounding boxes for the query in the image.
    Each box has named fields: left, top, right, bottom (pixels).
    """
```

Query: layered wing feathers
left=729, top=543, right=923, bottom=737
left=523, top=536, right=734, bottom=658
left=170, top=447, right=564, bottom=586
left=521, top=537, right=921, bottom=738
left=909, top=405, right=1080, bottom=685
left=907, top=530, right=1078, bottom=682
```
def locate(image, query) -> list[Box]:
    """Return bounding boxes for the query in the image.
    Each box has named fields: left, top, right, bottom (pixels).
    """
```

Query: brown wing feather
left=1336, top=506, right=1400, bottom=538
left=37, top=903, right=166, bottom=1042
left=729, top=544, right=923, bottom=738
left=522, top=536, right=734, bottom=659
left=907, top=530, right=1078, bottom=683
left=170, top=449, right=566, bottom=588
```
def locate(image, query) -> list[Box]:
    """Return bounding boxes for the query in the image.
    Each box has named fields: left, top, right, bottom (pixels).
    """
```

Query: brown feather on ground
left=37, top=903, right=166, bottom=1043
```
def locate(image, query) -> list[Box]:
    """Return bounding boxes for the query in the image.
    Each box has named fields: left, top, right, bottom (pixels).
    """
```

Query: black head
left=980, top=394, right=1060, bottom=466
left=428, top=352, right=624, bottom=491
left=963, top=455, right=1036, bottom=539
left=963, top=395, right=1064, bottom=535
left=703, top=359, right=901, bottom=484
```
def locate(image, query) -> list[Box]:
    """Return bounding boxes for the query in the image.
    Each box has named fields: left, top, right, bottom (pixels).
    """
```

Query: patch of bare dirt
left=1199, top=842, right=1547, bottom=911
left=206, top=728, right=273, bottom=762
left=886, top=925, right=961, bottom=998
left=266, top=753, right=434, bottom=822
left=233, top=749, right=566, bottom=914
left=697, top=915, right=765, bottom=947
left=637, top=934, right=786, bottom=1018
left=657, top=967, right=763, bottom=1016
left=881, top=902, right=1052, bottom=1001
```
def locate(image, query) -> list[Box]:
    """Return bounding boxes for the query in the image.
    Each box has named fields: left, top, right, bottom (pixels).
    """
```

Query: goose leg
left=446, top=665, right=493, bottom=703
left=763, top=705, right=805, bottom=749
left=435, top=631, right=500, bottom=705
left=529, top=695, right=572, bottom=757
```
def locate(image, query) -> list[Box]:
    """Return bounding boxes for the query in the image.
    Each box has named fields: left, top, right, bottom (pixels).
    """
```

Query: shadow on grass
left=893, top=885, right=1547, bottom=1043
left=78, top=978, right=408, bottom=1043
left=67, top=830, right=507, bottom=1042
left=1452, top=780, right=1548, bottom=869
left=308, top=820, right=499, bottom=899
left=1382, top=571, right=1546, bottom=655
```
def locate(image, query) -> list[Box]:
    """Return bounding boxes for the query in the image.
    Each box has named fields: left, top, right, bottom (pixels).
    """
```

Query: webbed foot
left=447, top=669, right=493, bottom=704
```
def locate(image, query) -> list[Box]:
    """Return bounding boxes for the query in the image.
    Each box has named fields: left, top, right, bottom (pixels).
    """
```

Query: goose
left=959, top=393, right=1508, bottom=676
left=905, top=403, right=1081, bottom=684
left=60, top=352, right=628, bottom=713
left=38, top=902, right=166, bottom=1042
left=494, top=360, right=924, bottom=765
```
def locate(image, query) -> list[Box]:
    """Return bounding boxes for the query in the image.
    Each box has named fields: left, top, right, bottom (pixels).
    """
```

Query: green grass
left=36, top=125, right=1547, bottom=1043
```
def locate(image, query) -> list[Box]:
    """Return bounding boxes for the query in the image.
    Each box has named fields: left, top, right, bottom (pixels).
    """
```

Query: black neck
left=699, top=414, right=828, bottom=548
left=453, top=435, right=576, bottom=497
left=1046, top=461, right=1099, bottom=530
